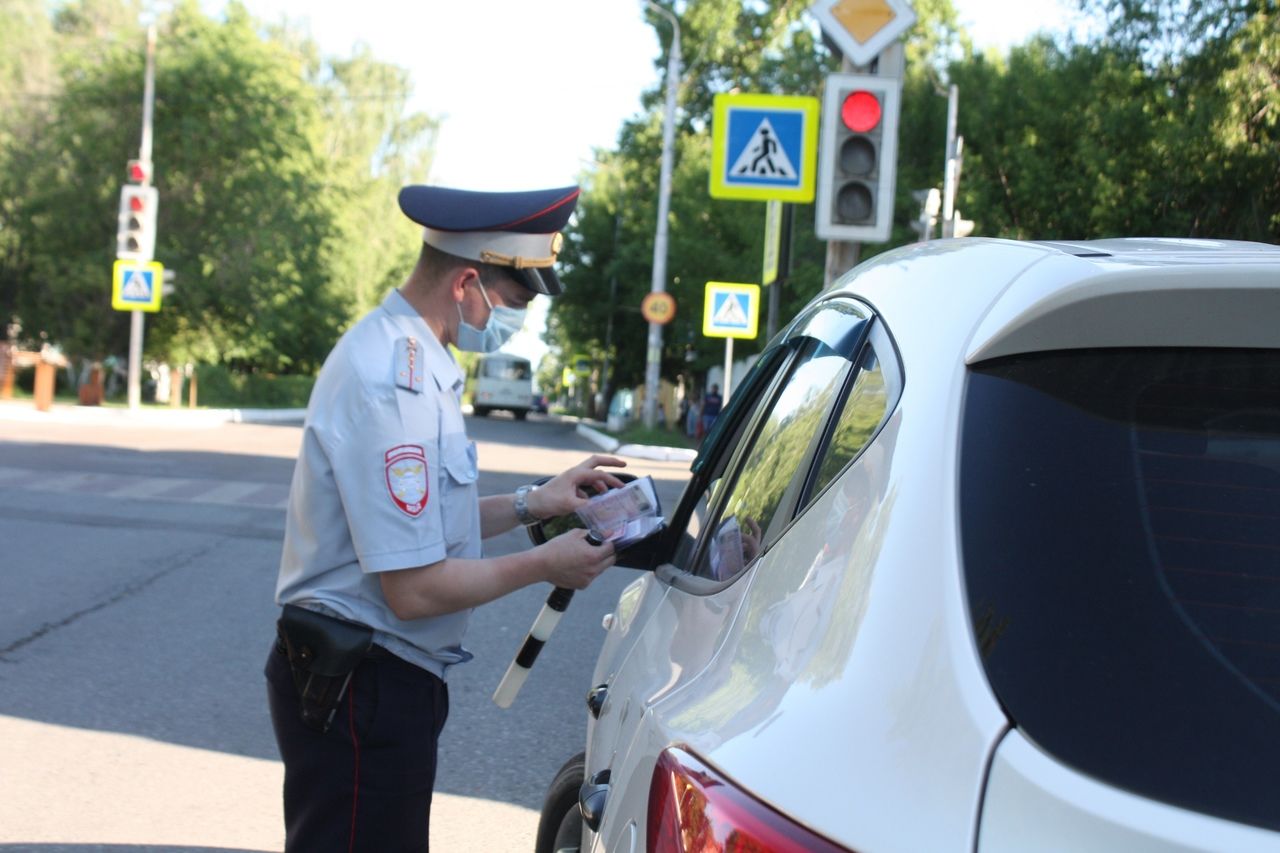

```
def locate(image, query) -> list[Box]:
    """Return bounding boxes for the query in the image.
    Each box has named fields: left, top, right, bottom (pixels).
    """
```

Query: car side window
left=694, top=340, right=853, bottom=581
left=670, top=352, right=787, bottom=570
left=806, top=343, right=889, bottom=503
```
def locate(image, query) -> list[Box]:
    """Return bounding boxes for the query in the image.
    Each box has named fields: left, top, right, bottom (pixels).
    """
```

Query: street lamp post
left=642, top=1, right=680, bottom=429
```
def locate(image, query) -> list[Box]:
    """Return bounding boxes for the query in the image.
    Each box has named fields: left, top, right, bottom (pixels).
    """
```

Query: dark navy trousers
left=266, top=640, right=449, bottom=853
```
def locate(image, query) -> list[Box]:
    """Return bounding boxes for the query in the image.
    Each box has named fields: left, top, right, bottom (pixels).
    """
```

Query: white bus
left=468, top=352, right=534, bottom=419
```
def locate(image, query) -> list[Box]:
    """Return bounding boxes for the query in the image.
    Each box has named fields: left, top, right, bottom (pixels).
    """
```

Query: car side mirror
left=524, top=472, right=667, bottom=572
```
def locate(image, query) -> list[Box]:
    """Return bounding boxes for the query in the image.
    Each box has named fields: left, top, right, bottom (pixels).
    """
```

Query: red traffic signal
left=127, top=159, right=151, bottom=183
left=840, top=90, right=882, bottom=133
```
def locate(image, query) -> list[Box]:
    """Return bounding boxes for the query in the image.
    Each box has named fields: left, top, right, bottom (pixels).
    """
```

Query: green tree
left=313, top=44, right=438, bottom=317
left=0, top=0, right=438, bottom=376
left=550, top=0, right=834, bottom=406
left=550, top=0, right=966, bottom=402
left=0, top=0, right=58, bottom=336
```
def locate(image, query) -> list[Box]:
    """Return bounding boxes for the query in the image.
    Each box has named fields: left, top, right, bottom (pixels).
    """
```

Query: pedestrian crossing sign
left=112, top=260, right=164, bottom=312
left=710, top=93, right=819, bottom=202
left=703, top=282, right=761, bottom=339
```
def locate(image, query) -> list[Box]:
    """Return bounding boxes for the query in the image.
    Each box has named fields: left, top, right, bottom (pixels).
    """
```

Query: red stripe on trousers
left=348, top=675, right=360, bottom=853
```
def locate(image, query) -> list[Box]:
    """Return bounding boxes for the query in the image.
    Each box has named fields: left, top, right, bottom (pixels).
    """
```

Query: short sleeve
left=324, top=379, right=449, bottom=573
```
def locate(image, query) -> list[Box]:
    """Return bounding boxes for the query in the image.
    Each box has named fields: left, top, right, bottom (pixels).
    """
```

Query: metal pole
left=941, top=84, right=958, bottom=239
left=599, top=214, right=621, bottom=421
left=722, top=338, right=734, bottom=403
left=766, top=203, right=793, bottom=341
left=127, top=24, right=157, bottom=410
left=643, top=3, right=680, bottom=429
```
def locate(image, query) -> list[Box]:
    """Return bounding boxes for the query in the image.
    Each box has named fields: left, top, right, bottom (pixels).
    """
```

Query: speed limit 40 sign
left=641, top=292, right=677, bottom=325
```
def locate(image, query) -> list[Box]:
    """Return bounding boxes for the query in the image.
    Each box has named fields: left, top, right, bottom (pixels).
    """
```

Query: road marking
left=0, top=465, right=289, bottom=510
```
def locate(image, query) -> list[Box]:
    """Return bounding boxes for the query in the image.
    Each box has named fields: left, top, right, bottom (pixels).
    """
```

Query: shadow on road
left=0, top=417, right=691, bottom=817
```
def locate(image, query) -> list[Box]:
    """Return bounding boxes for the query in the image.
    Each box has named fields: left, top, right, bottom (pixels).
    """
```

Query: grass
left=606, top=422, right=702, bottom=450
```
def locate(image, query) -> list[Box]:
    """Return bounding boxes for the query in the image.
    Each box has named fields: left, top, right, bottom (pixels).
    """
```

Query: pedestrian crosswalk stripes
left=0, top=465, right=290, bottom=510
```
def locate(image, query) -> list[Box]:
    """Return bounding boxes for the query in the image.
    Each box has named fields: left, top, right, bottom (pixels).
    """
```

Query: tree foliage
left=4, top=0, right=1276, bottom=395
left=550, top=0, right=1279, bottom=404
left=0, top=0, right=436, bottom=375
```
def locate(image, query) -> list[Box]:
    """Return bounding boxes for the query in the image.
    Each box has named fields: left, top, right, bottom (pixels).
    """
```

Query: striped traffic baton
left=492, top=529, right=604, bottom=708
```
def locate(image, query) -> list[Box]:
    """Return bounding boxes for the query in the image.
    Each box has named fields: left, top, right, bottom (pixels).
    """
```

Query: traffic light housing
left=816, top=73, right=902, bottom=243
left=116, top=185, right=158, bottom=261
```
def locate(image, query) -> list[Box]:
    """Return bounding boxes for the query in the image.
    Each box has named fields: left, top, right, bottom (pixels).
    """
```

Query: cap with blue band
left=398, top=185, right=580, bottom=296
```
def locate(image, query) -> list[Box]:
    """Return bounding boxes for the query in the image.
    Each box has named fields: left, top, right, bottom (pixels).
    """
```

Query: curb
left=575, top=423, right=697, bottom=464
left=0, top=401, right=305, bottom=427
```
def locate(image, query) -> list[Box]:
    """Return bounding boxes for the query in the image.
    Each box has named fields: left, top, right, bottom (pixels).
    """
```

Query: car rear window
left=961, top=348, right=1280, bottom=833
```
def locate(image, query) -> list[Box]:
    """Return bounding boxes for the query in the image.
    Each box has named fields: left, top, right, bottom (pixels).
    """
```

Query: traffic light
left=126, top=159, right=151, bottom=184
left=116, top=184, right=159, bottom=261
left=815, top=72, right=902, bottom=243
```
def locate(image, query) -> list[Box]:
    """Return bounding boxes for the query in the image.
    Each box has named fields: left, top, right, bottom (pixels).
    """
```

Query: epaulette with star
left=394, top=336, right=424, bottom=393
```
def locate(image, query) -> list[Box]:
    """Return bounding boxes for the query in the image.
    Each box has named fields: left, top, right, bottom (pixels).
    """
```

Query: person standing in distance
left=265, top=184, right=625, bottom=853
left=701, top=383, right=723, bottom=436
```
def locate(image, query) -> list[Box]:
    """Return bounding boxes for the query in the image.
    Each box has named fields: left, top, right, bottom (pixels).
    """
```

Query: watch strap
left=514, top=484, right=539, bottom=525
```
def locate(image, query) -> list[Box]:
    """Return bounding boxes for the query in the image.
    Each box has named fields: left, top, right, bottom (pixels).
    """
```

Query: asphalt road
left=0, top=408, right=692, bottom=852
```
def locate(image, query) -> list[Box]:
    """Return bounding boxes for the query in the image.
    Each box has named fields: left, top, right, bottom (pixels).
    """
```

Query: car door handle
left=586, top=684, right=608, bottom=719
left=578, top=769, right=611, bottom=832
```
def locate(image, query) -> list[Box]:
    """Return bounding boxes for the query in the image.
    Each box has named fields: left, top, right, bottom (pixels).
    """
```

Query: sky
left=198, top=0, right=1088, bottom=365
left=201, top=0, right=1088, bottom=190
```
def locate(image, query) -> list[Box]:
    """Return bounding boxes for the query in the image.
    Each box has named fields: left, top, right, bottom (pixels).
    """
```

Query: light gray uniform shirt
left=276, top=289, right=481, bottom=679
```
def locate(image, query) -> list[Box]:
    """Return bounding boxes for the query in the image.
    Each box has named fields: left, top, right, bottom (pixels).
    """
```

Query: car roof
left=830, top=237, right=1280, bottom=364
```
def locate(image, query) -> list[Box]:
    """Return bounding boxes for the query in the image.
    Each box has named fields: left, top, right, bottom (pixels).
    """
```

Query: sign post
left=762, top=200, right=781, bottom=286
left=702, top=282, right=760, bottom=402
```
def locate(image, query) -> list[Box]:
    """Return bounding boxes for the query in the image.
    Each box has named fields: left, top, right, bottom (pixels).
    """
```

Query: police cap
left=398, top=184, right=580, bottom=296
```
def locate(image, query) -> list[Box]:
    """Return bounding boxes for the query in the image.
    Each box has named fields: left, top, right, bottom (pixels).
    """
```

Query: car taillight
left=647, top=746, right=851, bottom=852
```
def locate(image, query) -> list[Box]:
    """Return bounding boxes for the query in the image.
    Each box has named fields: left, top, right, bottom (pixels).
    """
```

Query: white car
left=534, top=238, right=1280, bottom=853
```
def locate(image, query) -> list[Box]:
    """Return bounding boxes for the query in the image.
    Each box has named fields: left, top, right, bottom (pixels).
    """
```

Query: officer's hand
left=538, top=528, right=616, bottom=589
left=530, top=454, right=627, bottom=519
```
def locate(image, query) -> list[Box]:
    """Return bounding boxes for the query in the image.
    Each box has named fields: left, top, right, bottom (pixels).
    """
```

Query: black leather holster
left=276, top=604, right=374, bottom=733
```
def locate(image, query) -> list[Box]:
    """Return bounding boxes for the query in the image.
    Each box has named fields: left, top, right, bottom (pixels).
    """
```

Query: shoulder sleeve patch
left=385, top=444, right=428, bottom=517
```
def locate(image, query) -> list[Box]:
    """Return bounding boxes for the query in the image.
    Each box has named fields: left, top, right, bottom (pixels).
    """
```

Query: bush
left=193, top=364, right=314, bottom=408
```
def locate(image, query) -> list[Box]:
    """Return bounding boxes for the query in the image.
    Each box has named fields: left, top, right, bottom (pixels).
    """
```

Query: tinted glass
left=961, top=348, right=1280, bottom=832
left=809, top=345, right=887, bottom=502
left=697, top=341, right=851, bottom=581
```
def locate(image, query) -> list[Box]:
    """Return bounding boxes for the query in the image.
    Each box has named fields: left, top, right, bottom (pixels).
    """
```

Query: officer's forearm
left=479, top=493, right=523, bottom=538
left=379, top=551, right=548, bottom=621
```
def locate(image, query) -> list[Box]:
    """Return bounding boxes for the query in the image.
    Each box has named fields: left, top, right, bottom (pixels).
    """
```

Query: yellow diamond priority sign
left=808, top=0, right=916, bottom=66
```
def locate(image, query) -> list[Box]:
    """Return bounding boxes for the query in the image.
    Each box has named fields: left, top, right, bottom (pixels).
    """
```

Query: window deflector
left=798, top=319, right=902, bottom=511
left=657, top=344, right=797, bottom=590
left=661, top=298, right=873, bottom=594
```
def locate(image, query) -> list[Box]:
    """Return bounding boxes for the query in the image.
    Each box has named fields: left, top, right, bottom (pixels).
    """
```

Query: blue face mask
left=456, top=276, right=527, bottom=354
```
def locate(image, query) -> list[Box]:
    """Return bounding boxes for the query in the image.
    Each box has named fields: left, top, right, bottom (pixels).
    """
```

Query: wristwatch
left=514, top=484, right=540, bottom=526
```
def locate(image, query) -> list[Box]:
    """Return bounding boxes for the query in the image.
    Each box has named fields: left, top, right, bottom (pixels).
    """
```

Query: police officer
left=265, top=184, right=625, bottom=852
